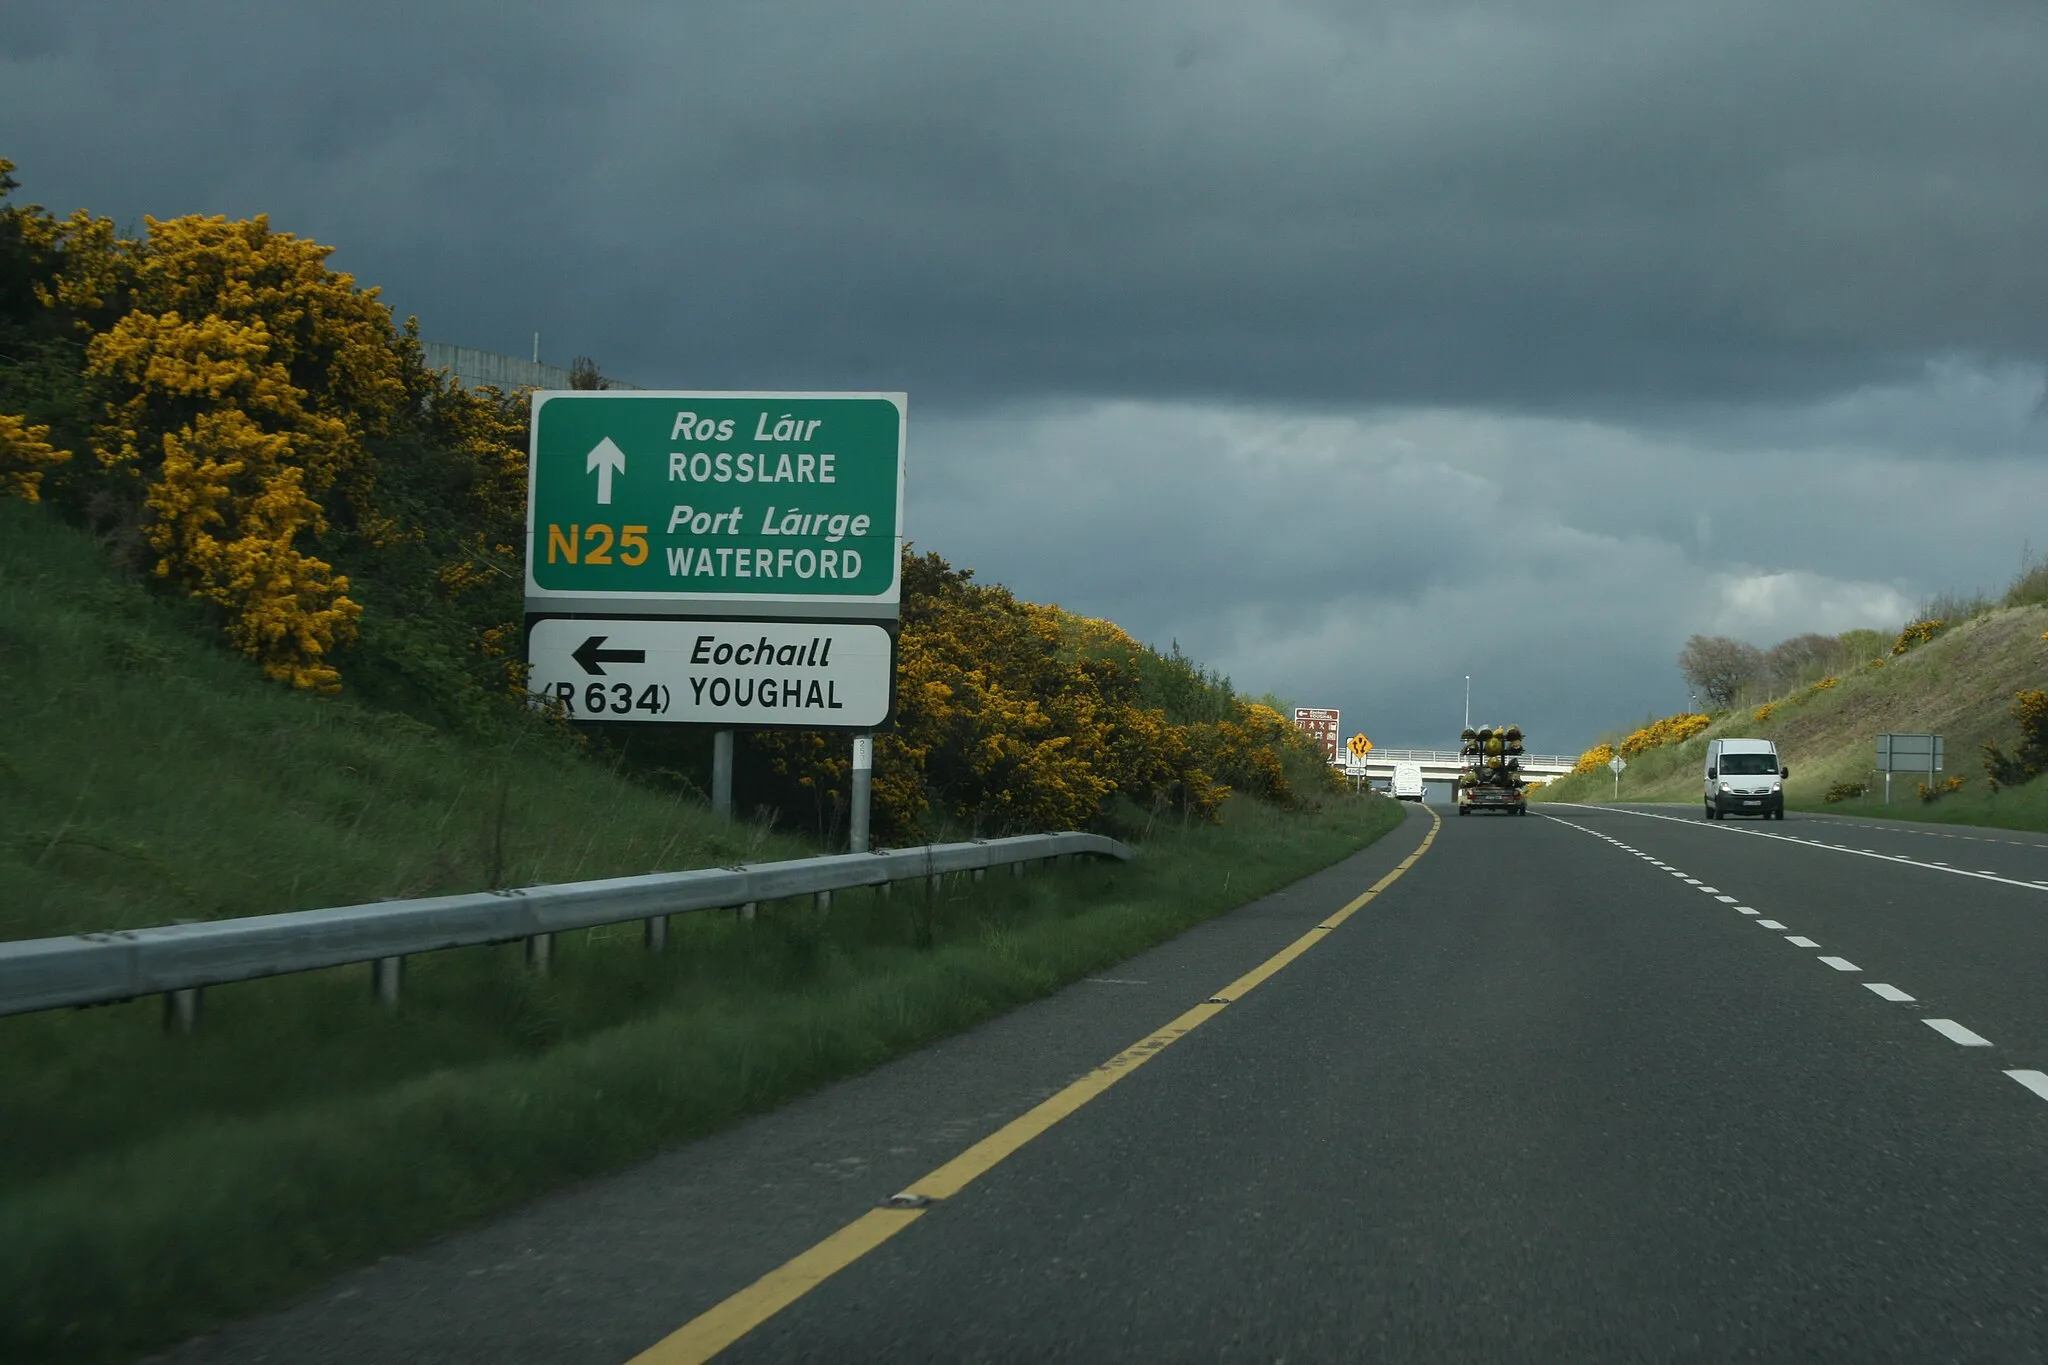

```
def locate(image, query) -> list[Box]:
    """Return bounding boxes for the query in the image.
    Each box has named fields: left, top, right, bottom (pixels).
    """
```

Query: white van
left=1392, top=762, right=1426, bottom=802
left=1704, top=738, right=1787, bottom=820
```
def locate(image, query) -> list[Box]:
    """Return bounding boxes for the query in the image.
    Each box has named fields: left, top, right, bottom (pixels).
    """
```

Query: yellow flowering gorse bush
left=0, top=413, right=69, bottom=501
left=1891, top=619, right=1947, bottom=656
left=1571, top=742, right=1617, bottom=776
left=1619, top=712, right=1711, bottom=757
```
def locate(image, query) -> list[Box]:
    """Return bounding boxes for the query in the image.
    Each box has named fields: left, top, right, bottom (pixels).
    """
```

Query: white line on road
left=2004, top=1071, right=2048, bottom=1101
left=1715, top=895, right=1739, bottom=903
left=1865, top=983, right=1915, bottom=1002
left=1925, top=1019, right=1994, bottom=1047
left=1786, top=936, right=1820, bottom=947
left=1757, top=919, right=1788, bottom=929
left=1549, top=806, right=2048, bottom=894
left=1737, top=907, right=1759, bottom=915
left=1817, top=956, right=1860, bottom=971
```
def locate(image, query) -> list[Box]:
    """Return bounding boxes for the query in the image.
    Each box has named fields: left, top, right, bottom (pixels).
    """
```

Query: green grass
left=1534, top=602, right=2048, bottom=834
left=1789, top=775, right=2048, bottom=833
left=0, top=497, right=821, bottom=942
left=0, top=497, right=1409, bottom=1362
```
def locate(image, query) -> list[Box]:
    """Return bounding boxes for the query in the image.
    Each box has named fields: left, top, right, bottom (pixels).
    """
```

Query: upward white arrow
left=586, top=437, right=626, bottom=505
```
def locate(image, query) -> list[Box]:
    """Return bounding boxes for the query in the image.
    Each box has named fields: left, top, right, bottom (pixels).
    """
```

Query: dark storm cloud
left=6, top=2, right=2044, bottom=749
left=6, top=0, right=2046, bottom=411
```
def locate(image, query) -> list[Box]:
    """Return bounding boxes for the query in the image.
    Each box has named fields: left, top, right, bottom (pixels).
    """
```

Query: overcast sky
left=6, top=1, right=2045, bottom=750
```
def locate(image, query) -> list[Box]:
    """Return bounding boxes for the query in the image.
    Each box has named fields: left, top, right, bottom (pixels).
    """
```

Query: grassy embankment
left=1533, top=602, right=2048, bottom=832
left=0, top=496, right=1406, bottom=1364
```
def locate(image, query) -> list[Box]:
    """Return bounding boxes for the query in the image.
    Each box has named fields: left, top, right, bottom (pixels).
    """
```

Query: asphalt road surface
left=158, top=802, right=2048, bottom=1364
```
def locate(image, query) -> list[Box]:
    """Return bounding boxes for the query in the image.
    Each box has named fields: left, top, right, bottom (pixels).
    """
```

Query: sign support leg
left=712, top=729, right=734, bottom=821
left=850, top=733, right=873, bottom=854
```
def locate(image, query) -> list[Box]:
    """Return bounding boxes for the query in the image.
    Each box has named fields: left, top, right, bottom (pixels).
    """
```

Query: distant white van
left=1705, top=738, right=1787, bottom=820
left=1392, top=762, right=1426, bottom=802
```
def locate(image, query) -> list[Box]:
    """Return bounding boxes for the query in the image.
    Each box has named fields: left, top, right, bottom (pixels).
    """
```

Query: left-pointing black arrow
left=572, top=635, right=646, bottom=676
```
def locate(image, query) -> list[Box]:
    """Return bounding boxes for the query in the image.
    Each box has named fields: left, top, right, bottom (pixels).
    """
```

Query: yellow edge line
left=629, top=805, right=1443, bottom=1364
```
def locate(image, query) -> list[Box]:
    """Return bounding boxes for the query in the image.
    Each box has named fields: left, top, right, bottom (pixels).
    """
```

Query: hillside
left=1533, top=603, right=2048, bottom=831
left=0, top=497, right=825, bottom=944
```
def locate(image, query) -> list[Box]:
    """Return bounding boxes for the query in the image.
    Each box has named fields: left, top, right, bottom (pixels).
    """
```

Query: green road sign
left=525, top=391, right=905, bottom=618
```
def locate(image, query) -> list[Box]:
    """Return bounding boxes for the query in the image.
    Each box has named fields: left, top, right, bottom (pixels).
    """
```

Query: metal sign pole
left=850, top=733, right=873, bottom=853
left=712, top=729, right=734, bottom=821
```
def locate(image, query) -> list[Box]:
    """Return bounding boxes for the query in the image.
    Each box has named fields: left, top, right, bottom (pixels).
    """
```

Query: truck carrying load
left=1455, top=724, right=1529, bottom=817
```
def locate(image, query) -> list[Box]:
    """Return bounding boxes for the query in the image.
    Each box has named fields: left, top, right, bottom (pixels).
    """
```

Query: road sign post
left=850, top=733, right=874, bottom=853
left=1609, top=754, right=1627, bottom=800
left=711, top=730, right=734, bottom=821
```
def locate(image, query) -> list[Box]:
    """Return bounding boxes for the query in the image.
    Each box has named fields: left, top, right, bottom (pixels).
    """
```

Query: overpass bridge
left=1347, top=748, right=1579, bottom=788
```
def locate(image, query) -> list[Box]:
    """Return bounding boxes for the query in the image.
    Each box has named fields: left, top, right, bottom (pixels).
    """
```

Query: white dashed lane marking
left=1925, top=1019, right=1995, bottom=1047
left=1552, top=805, right=2048, bottom=894
left=1539, top=813, right=2048, bottom=1108
left=2005, top=1071, right=2048, bottom=1102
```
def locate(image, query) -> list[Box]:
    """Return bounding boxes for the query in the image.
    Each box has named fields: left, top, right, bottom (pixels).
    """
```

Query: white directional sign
left=1608, top=757, right=1627, bottom=773
left=526, top=618, right=894, bottom=729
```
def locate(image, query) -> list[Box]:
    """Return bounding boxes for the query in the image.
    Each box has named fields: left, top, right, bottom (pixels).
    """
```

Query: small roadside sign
left=1294, top=708, right=1342, bottom=763
left=1347, top=733, right=1373, bottom=760
left=526, top=618, right=895, bottom=729
left=1608, top=756, right=1627, bottom=773
left=525, top=391, right=906, bottom=618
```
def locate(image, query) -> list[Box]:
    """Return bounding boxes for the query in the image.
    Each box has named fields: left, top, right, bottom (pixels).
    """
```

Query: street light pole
left=1463, top=676, right=1471, bottom=732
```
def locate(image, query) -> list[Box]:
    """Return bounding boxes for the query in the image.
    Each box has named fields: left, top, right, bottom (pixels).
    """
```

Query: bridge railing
left=1355, top=749, right=1579, bottom=769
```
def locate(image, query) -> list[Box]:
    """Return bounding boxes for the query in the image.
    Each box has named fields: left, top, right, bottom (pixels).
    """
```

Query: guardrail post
left=525, top=933, right=553, bottom=975
left=740, top=901, right=756, bottom=922
left=972, top=867, right=985, bottom=883
left=644, top=915, right=668, bottom=951
left=815, top=890, right=832, bottom=913
left=163, top=987, right=200, bottom=1034
left=712, top=730, right=734, bottom=821
left=371, top=956, right=403, bottom=1008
